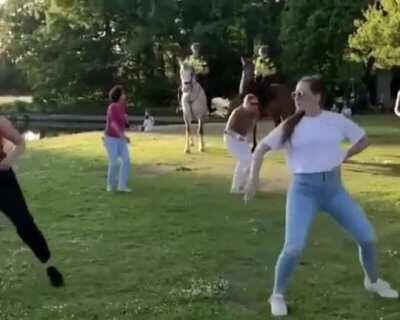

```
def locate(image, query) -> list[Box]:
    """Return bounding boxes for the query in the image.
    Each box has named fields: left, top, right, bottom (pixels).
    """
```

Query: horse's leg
left=190, top=133, right=195, bottom=147
left=198, top=118, right=204, bottom=152
left=251, top=124, right=257, bottom=153
left=184, top=118, right=191, bottom=154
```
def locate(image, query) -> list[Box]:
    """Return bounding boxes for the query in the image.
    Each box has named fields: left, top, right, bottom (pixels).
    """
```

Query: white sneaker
left=364, top=278, right=399, bottom=299
left=269, top=294, right=288, bottom=317
left=117, top=188, right=132, bottom=193
left=106, top=186, right=115, bottom=192
left=230, top=186, right=245, bottom=194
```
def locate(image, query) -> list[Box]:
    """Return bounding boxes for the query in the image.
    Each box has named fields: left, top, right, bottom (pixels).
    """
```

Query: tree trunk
left=376, top=69, right=393, bottom=110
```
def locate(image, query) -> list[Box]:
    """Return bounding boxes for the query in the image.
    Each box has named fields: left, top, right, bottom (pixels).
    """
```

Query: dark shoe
left=47, top=266, right=65, bottom=288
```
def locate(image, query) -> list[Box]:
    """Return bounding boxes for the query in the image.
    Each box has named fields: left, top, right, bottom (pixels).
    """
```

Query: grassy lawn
left=0, top=115, right=398, bottom=319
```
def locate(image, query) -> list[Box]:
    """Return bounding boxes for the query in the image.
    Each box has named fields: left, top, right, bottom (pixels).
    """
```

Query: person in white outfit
left=224, top=94, right=260, bottom=194
left=341, top=102, right=352, bottom=118
left=244, top=75, right=398, bottom=317
left=143, top=110, right=155, bottom=132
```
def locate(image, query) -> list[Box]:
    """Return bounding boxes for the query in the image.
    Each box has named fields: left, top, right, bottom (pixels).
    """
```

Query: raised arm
left=244, top=142, right=271, bottom=202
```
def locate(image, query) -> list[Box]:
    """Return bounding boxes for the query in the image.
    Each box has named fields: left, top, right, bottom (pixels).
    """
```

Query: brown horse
left=226, top=57, right=295, bottom=150
left=239, top=57, right=295, bottom=124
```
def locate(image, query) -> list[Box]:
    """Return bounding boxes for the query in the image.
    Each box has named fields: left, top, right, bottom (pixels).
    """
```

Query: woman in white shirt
left=245, top=75, right=398, bottom=317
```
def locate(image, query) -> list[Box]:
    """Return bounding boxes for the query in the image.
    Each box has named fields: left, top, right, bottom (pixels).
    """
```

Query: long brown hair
left=281, top=75, right=326, bottom=144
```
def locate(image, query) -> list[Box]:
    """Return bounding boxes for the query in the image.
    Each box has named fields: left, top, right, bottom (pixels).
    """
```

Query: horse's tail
left=225, top=95, right=242, bottom=117
left=212, top=97, right=232, bottom=118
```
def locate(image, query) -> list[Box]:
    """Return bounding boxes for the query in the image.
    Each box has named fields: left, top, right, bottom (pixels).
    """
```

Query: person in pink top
left=104, top=85, right=131, bottom=192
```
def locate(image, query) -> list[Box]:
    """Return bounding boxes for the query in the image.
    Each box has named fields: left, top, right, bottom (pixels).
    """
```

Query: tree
left=0, top=0, right=286, bottom=112
left=348, top=0, right=400, bottom=69
left=280, top=0, right=369, bottom=90
left=348, top=0, right=400, bottom=109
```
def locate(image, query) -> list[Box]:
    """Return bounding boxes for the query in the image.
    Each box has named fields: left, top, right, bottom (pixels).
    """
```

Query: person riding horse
left=181, top=43, right=215, bottom=114
left=253, top=45, right=278, bottom=106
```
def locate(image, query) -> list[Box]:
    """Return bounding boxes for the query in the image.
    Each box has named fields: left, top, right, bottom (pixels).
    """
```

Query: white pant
left=224, top=134, right=252, bottom=191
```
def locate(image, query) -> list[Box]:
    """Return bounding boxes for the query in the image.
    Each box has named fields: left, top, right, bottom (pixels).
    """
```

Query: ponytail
left=281, top=74, right=325, bottom=144
left=281, top=110, right=306, bottom=144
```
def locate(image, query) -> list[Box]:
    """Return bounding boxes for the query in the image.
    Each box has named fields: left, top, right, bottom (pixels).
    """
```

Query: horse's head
left=239, top=57, right=255, bottom=96
left=179, top=59, right=195, bottom=93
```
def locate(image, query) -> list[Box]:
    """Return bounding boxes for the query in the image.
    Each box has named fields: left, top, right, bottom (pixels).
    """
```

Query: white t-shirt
left=260, top=111, right=365, bottom=173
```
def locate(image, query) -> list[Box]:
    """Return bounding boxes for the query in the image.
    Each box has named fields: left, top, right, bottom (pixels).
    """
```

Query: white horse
left=179, top=61, right=208, bottom=153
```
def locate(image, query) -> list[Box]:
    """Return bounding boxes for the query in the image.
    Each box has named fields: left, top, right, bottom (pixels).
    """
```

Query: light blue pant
left=273, top=167, right=377, bottom=294
left=104, top=136, right=131, bottom=190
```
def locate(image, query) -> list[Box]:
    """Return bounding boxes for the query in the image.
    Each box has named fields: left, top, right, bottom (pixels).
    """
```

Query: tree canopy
left=0, top=0, right=376, bottom=112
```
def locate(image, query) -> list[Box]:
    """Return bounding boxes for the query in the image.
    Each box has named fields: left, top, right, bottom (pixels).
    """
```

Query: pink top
left=105, top=102, right=127, bottom=138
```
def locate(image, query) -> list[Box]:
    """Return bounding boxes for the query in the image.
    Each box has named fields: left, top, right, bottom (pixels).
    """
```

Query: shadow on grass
left=345, top=159, right=400, bottom=177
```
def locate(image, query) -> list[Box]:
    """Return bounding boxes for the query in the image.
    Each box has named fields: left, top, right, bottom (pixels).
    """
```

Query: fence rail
left=0, top=113, right=224, bottom=131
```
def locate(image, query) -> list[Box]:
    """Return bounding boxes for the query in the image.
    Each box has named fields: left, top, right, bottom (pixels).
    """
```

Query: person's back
left=225, top=106, right=258, bottom=137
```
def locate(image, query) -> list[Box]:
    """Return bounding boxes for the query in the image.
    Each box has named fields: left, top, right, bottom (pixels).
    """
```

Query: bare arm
left=244, top=142, right=271, bottom=201
left=343, top=135, right=368, bottom=162
left=225, top=108, right=238, bottom=132
left=0, top=116, right=25, bottom=169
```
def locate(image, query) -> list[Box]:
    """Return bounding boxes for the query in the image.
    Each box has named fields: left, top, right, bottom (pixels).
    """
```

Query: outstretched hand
left=244, top=180, right=257, bottom=203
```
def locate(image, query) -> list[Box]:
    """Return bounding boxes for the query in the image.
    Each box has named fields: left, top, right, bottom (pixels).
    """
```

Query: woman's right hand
left=244, top=179, right=258, bottom=203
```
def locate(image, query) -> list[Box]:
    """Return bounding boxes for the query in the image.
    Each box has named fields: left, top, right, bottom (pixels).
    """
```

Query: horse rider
left=254, top=44, right=278, bottom=106
left=182, top=43, right=215, bottom=114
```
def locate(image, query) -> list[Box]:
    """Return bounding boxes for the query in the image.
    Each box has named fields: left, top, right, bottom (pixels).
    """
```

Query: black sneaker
left=46, top=266, right=65, bottom=288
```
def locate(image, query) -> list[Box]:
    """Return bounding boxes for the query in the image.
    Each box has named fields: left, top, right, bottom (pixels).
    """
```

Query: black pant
left=0, top=169, right=51, bottom=263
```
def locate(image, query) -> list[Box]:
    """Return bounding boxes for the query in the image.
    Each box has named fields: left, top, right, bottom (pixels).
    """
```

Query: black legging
left=0, top=169, right=51, bottom=263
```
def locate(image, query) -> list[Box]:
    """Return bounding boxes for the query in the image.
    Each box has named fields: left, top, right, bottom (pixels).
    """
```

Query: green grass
left=0, top=115, right=399, bottom=319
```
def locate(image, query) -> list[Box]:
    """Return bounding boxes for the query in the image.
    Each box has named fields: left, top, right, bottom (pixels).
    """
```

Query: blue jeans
left=273, top=167, right=377, bottom=294
left=104, top=136, right=131, bottom=190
